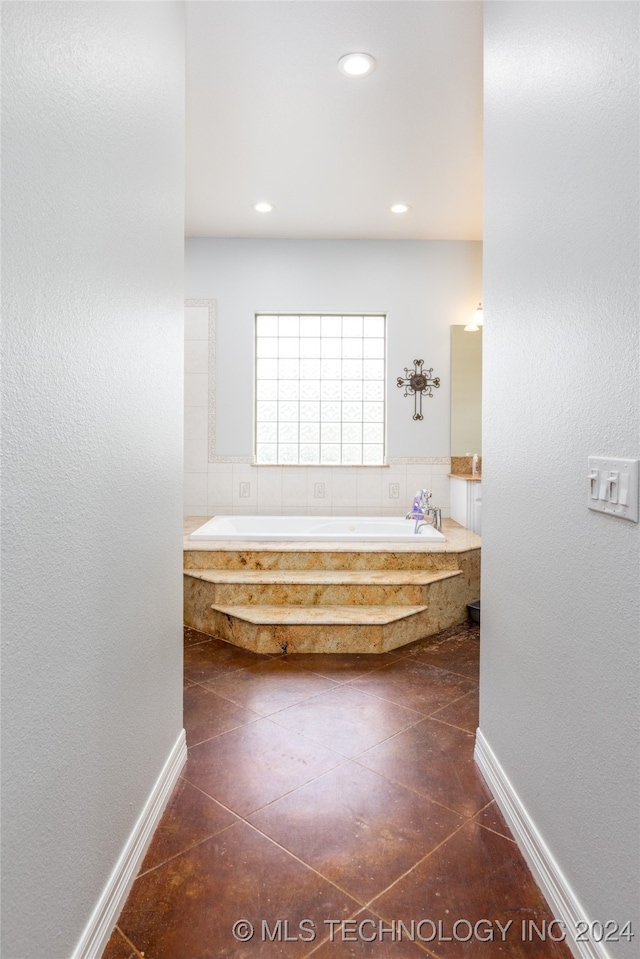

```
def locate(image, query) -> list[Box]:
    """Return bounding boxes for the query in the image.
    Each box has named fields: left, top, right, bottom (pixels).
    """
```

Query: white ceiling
left=185, top=1, right=483, bottom=240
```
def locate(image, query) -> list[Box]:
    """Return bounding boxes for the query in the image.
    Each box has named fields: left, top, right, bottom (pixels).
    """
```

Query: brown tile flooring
left=103, top=624, right=572, bottom=959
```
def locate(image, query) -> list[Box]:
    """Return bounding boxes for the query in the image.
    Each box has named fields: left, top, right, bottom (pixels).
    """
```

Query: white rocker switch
left=619, top=471, right=630, bottom=507
left=598, top=470, right=609, bottom=501
left=588, top=457, right=639, bottom=522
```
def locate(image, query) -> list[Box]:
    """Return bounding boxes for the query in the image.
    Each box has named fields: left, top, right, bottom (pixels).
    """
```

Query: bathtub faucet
left=405, top=490, right=442, bottom=533
left=405, top=489, right=431, bottom=519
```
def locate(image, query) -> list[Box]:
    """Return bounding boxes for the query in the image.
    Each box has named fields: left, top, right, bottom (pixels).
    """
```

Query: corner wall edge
left=71, top=729, right=187, bottom=959
left=474, top=728, right=609, bottom=959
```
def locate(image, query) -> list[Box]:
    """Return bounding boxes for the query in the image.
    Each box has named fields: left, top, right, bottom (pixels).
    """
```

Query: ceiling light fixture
left=390, top=203, right=410, bottom=214
left=338, top=53, right=376, bottom=77
left=253, top=202, right=274, bottom=213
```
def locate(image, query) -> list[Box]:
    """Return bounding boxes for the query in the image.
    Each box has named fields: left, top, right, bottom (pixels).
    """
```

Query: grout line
left=114, top=926, right=146, bottom=958
left=181, top=751, right=351, bottom=821
left=237, top=815, right=365, bottom=905
left=196, top=676, right=342, bottom=720
left=239, top=753, right=353, bottom=816
left=350, top=737, right=483, bottom=821
left=339, top=677, right=467, bottom=721
left=176, top=775, right=244, bottom=818
left=429, top=715, right=476, bottom=736
left=472, top=819, right=517, bottom=844
left=133, top=819, right=239, bottom=881
left=429, top=684, right=478, bottom=712
left=130, top=777, right=244, bottom=879
left=352, top=761, right=477, bottom=821
left=359, top=818, right=471, bottom=913
left=409, top=659, right=480, bottom=683
left=274, top=658, right=400, bottom=684
left=301, top=907, right=441, bottom=959
left=263, top=702, right=427, bottom=761
left=185, top=713, right=263, bottom=750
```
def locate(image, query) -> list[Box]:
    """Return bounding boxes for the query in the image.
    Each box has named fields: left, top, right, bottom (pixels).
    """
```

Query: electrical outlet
left=239, top=481, right=251, bottom=498
left=389, top=483, right=400, bottom=499
left=314, top=482, right=325, bottom=499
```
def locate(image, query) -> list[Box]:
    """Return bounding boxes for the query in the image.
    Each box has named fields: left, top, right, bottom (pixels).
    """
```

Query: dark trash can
left=467, top=600, right=480, bottom=624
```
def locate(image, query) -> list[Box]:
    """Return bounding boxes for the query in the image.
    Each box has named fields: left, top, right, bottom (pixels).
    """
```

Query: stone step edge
left=185, top=568, right=461, bottom=586
left=210, top=604, right=429, bottom=625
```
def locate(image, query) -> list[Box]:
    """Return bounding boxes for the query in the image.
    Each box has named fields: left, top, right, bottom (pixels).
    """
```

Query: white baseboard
left=72, top=729, right=187, bottom=959
left=474, top=729, right=610, bottom=959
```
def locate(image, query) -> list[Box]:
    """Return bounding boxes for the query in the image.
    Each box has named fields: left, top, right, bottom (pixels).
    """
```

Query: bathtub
left=189, top=515, right=446, bottom=543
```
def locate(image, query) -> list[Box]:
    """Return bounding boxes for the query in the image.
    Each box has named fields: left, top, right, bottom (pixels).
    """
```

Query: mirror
left=450, top=325, right=482, bottom=456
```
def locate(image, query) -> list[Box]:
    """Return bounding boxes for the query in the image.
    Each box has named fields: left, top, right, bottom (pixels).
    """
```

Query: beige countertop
left=449, top=473, right=482, bottom=481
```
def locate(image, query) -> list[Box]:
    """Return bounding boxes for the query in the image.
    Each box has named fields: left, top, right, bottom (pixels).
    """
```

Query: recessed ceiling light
left=337, top=53, right=376, bottom=77
left=253, top=202, right=274, bottom=213
left=390, top=204, right=410, bottom=214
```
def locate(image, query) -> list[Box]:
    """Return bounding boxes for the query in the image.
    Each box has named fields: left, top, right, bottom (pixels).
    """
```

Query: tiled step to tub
left=184, top=567, right=469, bottom=654
left=183, top=567, right=461, bottom=607
left=208, top=603, right=437, bottom=655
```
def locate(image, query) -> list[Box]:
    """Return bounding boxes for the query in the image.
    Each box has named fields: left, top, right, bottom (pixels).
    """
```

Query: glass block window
left=255, top=314, right=386, bottom=465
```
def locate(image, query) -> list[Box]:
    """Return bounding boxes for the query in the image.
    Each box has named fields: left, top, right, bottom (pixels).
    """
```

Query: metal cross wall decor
left=397, top=359, right=440, bottom=421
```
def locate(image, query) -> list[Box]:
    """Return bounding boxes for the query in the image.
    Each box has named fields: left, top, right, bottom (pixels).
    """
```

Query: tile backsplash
left=185, top=461, right=452, bottom=518
left=450, top=455, right=482, bottom=476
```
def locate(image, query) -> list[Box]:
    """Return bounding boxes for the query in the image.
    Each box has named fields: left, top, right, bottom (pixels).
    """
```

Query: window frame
left=253, top=312, right=387, bottom=466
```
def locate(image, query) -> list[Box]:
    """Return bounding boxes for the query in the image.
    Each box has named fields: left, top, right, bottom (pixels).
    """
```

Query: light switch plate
left=588, top=457, right=638, bottom=522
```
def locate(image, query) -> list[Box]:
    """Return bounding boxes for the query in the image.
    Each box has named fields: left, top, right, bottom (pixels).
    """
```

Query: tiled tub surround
left=184, top=461, right=454, bottom=520
left=184, top=519, right=480, bottom=654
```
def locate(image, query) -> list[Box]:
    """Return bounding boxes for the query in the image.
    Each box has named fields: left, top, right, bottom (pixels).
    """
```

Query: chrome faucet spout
left=406, top=490, right=441, bottom=533
left=408, top=505, right=442, bottom=533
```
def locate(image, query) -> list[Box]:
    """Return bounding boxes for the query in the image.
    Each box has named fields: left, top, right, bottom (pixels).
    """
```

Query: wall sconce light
left=464, top=302, right=483, bottom=332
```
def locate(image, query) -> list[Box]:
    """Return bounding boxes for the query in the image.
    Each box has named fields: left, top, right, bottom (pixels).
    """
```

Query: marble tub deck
left=184, top=515, right=481, bottom=558
left=183, top=517, right=481, bottom=654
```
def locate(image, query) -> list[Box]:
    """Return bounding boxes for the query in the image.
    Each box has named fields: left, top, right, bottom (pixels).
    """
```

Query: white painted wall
left=185, top=238, right=482, bottom=516
left=482, top=3, right=639, bottom=954
left=1, top=4, right=185, bottom=957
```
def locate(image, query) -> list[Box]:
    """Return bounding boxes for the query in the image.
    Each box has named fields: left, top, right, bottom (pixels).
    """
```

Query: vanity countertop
left=449, top=473, right=482, bottom=482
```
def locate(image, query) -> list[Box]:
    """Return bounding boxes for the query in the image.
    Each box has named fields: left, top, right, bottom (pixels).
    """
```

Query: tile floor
left=102, top=623, right=572, bottom=959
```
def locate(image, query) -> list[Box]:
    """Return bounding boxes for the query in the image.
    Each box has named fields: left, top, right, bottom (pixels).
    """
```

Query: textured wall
left=482, top=2, right=639, bottom=952
left=1, top=4, right=185, bottom=956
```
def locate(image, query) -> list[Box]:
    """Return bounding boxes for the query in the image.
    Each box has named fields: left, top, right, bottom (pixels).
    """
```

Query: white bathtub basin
left=189, top=515, right=446, bottom=543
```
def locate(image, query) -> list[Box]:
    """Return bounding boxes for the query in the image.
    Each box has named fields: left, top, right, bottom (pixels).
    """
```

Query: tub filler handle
left=405, top=490, right=442, bottom=533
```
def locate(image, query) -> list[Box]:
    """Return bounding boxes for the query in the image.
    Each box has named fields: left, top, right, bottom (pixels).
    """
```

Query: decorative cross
left=396, top=359, right=440, bottom=421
